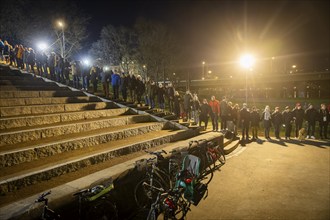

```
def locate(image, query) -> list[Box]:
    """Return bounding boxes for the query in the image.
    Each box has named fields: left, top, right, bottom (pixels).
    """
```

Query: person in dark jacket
left=48, top=52, right=56, bottom=80
left=319, top=103, right=329, bottom=139
left=240, top=103, right=250, bottom=140
left=292, top=103, right=304, bottom=138
left=250, top=106, right=260, bottom=141
left=282, top=106, right=294, bottom=140
left=220, top=96, right=229, bottom=130
left=272, top=107, right=283, bottom=139
left=305, top=104, right=318, bottom=139
left=167, top=83, right=175, bottom=113
left=157, top=84, right=165, bottom=111
left=120, top=72, right=129, bottom=101
left=136, top=75, right=145, bottom=104
left=90, top=66, right=98, bottom=93
left=173, top=91, right=182, bottom=119
left=128, top=74, right=137, bottom=102
left=183, top=91, right=193, bottom=122
left=41, top=52, right=48, bottom=77
left=199, top=98, right=212, bottom=130
left=27, top=48, right=36, bottom=75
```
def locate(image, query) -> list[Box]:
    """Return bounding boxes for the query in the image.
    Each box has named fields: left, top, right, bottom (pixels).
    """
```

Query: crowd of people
left=1, top=38, right=329, bottom=141
left=195, top=97, right=329, bottom=141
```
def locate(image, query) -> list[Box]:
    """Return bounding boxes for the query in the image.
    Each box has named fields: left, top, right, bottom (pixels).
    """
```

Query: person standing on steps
left=282, top=106, right=294, bottom=140
left=209, top=96, right=220, bottom=131
left=199, top=98, right=212, bottom=130
left=220, top=96, right=229, bottom=131
left=272, top=106, right=283, bottom=139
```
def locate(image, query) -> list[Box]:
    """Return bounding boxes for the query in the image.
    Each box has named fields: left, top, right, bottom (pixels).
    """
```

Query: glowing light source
left=292, top=65, right=296, bottom=68
left=82, top=58, right=90, bottom=66
left=37, top=42, right=48, bottom=51
left=104, top=66, right=109, bottom=71
left=239, top=54, right=255, bottom=69
left=58, top=21, right=64, bottom=27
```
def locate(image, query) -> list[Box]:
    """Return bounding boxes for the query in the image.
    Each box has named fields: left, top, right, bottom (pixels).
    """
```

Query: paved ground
left=188, top=138, right=330, bottom=220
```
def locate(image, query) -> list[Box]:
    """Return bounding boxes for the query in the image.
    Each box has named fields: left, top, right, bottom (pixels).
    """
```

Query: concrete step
left=0, top=129, right=190, bottom=193
left=0, top=96, right=102, bottom=107
left=0, top=85, right=69, bottom=91
left=0, top=79, right=54, bottom=86
left=0, top=76, right=44, bottom=81
left=0, top=90, right=86, bottom=98
left=163, top=114, right=177, bottom=120
left=0, top=114, right=152, bottom=147
left=0, top=108, right=129, bottom=129
left=223, top=138, right=240, bottom=155
left=0, top=101, right=118, bottom=117
left=0, top=122, right=165, bottom=167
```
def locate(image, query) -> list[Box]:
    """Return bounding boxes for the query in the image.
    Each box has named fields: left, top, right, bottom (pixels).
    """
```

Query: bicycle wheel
left=134, top=178, right=164, bottom=208
left=85, top=199, right=118, bottom=220
left=198, top=152, right=214, bottom=185
left=216, top=147, right=226, bottom=165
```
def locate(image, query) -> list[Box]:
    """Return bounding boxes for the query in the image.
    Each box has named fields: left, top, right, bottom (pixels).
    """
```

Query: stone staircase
left=0, top=65, right=196, bottom=196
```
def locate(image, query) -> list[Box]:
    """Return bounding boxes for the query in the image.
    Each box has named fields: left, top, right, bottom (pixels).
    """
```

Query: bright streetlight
left=37, top=42, right=48, bottom=51
left=58, top=20, right=65, bottom=61
left=292, top=65, right=296, bottom=68
left=82, top=58, right=90, bottom=66
left=239, top=54, right=255, bottom=104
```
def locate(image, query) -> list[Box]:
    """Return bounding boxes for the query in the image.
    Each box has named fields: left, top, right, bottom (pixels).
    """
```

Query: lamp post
left=202, top=61, right=205, bottom=79
left=239, top=54, right=255, bottom=104
left=58, top=21, right=65, bottom=61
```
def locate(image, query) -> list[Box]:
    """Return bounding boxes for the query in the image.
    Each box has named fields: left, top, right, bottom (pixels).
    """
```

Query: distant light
left=143, top=65, right=146, bottom=68
left=173, top=72, right=176, bottom=76
left=292, top=65, right=296, bottom=68
left=215, top=76, right=218, bottom=79
left=239, top=54, right=255, bottom=69
left=208, top=70, right=212, bottom=74
left=37, top=42, right=48, bottom=51
left=202, top=61, right=205, bottom=65
left=104, top=66, right=109, bottom=71
left=82, top=58, right=90, bottom=66
left=202, top=77, right=205, bottom=80
left=58, top=21, right=64, bottom=27
left=272, top=57, right=275, bottom=60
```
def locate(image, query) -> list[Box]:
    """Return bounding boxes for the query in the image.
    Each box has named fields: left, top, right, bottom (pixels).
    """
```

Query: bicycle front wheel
left=85, top=199, right=118, bottom=220
left=134, top=178, right=164, bottom=209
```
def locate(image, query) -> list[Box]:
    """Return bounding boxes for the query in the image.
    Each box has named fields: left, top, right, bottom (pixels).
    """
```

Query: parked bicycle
left=73, top=178, right=118, bottom=220
left=35, top=191, right=60, bottom=220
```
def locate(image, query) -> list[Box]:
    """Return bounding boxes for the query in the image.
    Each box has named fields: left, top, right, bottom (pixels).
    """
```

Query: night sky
left=75, top=0, right=329, bottom=72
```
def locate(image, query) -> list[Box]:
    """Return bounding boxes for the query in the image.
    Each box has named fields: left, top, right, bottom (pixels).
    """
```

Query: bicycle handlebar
left=36, top=191, right=51, bottom=203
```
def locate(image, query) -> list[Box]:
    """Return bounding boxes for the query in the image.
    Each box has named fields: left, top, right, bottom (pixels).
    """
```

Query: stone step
left=223, top=138, right=240, bottom=155
left=163, top=114, right=177, bottom=120
left=0, top=90, right=86, bottom=98
left=0, top=122, right=165, bottom=167
left=0, top=114, right=152, bottom=147
left=0, top=76, right=44, bottom=81
left=0, top=96, right=102, bottom=107
left=0, top=79, right=54, bottom=86
left=0, top=131, right=216, bottom=220
left=0, top=101, right=118, bottom=117
left=0, top=85, right=69, bottom=91
left=0, top=129, right=190, bottom=193
left=0, top=108, right=129, bottom=129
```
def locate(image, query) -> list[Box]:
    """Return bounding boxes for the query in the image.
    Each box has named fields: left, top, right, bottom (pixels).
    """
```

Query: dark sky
left=76, top=0, right=329, bottom=72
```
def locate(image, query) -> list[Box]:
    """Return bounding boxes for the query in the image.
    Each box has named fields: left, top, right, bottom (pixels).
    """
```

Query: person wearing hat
left=282, top=106, right=294, bottom=140
left=292, top=103, right=304, bottom=138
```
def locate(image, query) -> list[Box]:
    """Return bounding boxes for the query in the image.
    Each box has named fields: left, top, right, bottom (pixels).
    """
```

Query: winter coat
left=272, top=111, right=283, bottom=126
left=220, top=100, right=229, bottom=116
left=282, top=110, right=294, bottom=125
left=305, top=108, right=318, bottom=122
left=250, top=111, right=260, bottom=127
left=292, top=108, right=304, bottom=123
left=111, top=73, right=121, bottom=87
left=209, top=100, right=220, bottom=115
left=200, top=103, right=212, bottom=121
left=27, top=51, right=35, bottom=65
left=240, top=108, right=250, bottom=125
left=183, top=93, right=193, bottom=110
